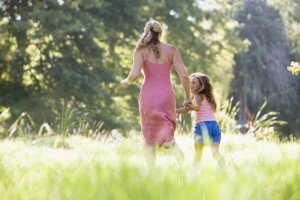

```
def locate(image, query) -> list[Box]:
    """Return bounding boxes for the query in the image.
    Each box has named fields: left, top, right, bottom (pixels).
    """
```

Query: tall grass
left=0, top=103, right=107, bottom=148
left=0, top=100, right=298, bottom=199
left=217, top=99, right=288, bottom=142
left=0, top=134, right=299, bottom=200
left=0, top=108, right=10, bottom=139
left=217, top=97, right=240, bottom=134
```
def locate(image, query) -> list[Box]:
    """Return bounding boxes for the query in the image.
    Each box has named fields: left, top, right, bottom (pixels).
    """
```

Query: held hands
left=183, top=98, right=192, bottom=107
left=185, top=103, right=194, bottom=111
left=120, top=79, right=129, bottom=88
left=183, top=98, right=193, bottom=111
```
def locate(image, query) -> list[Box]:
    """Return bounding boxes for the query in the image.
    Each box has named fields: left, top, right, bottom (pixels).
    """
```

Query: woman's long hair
left=136, top=20, right=162, bottom=59
left=190, top=73, right=217, bottom=112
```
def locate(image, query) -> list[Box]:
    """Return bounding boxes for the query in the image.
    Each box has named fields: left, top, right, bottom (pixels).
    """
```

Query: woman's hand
left=183, top=98, right=192, bottom=107
left=121, top=79, right=129, bottom=88
left=185, top=103, right=193, bottom=110
left=184, top=106, right=190, bottom=112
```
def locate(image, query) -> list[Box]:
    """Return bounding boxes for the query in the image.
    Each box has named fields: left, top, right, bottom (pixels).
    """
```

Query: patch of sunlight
left=222, top=134, right=300, bottom=166
left=57, top=0, right=64, bottom=6
left=200, top=19, right=213, bottom=30
left=197, top=0, right=220, bottom=11
left=0, top=17, right=9, bottom=25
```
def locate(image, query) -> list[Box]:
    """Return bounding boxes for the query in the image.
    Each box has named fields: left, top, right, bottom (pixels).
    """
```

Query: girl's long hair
left=136, top=20, right=162, bottom=59
left=190, top=73, right=217, bottom=112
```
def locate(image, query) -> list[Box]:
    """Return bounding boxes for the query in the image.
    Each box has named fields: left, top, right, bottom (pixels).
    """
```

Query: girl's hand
left=184, top=106, right=190, bottom=112
left=185, top=103, right=193, bottom=110
left=183, top=98, right=192, bottom=107
left=121, top=79, right=129, bottom=88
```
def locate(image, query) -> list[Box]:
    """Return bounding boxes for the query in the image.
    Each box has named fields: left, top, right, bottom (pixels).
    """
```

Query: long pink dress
left=139, top=60, right=176, bottom=146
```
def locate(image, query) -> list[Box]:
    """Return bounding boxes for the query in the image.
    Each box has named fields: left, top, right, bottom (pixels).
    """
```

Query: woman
left=121, top=20, right=191, bottom=167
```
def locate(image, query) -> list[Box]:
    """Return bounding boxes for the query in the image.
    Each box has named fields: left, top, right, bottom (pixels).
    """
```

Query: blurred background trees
left=0, top=0, right=299, bottom=138
left=230, top=0, right=300, bottom=134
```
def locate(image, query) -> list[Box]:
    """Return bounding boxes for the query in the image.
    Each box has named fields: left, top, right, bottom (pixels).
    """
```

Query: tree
left=230, top=0, right=300, bottom=136
left=0, top=0, right=244, bottom=134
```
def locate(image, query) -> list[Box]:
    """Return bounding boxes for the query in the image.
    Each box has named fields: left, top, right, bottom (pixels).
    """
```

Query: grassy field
left=0, top=133, right=300, bottom=200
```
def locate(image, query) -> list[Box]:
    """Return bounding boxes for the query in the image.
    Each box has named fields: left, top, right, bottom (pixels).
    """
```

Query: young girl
left=177, top=73, right=225, bottom=167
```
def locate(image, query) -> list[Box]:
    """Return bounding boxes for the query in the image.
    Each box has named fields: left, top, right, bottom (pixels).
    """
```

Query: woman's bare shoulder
left=160, top=43, right=178, bottom=56
left=135, top=47, right=145, bottom=53
left=163, top=43, right=177, bottom=50
left=134, top=47, right=148, bottom=58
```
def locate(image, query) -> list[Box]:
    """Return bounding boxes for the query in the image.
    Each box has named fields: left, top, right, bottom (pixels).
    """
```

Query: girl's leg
left=161, top=140, right=184, bottom=164
left=211, top=143, right=226, bottom=168
left=194, top=142, right=204, bottom=165
left=144, top=146, right=156, bottom=168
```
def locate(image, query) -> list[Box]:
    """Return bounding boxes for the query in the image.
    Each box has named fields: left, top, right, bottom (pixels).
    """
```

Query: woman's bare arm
left=176, top=107, right=189, bottom=114
left=121, top=49, right=143, bottom=88
left=126, top=49, right=143, bottom=83
left=186, top=95, right=203, bottom=111
left=171, top=46, right=191, bottom=103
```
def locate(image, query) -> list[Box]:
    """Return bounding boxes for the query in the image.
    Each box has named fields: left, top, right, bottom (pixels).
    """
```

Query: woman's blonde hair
left=190, top=73, right=217, bottom=112
left=136, top=19, right=162, bottom=59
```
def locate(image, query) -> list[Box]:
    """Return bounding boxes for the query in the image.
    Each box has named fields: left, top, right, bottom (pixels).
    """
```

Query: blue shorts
left=194, top=121, right=221, bottom=144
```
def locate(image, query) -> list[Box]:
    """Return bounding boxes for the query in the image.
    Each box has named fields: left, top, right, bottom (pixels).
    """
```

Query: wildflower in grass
left=287, top=61, right=300, bottom=75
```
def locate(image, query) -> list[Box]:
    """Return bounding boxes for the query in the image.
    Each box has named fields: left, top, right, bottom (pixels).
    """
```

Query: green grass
left=0, top=134, right=300, bottom=200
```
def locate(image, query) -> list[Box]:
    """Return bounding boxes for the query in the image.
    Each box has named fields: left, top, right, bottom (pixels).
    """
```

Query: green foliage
left=0, top=0, right=120, bottom=130
left=253, top=101, right=287, bottom=128
left=0, top=0, right=299, bottom=137
left=32, top=103, right=107, bottom=148
left=56, top=102, right=84, bottom=137
left=267, top=0, right=300, bottom=57
left=217, top=97, right=240, bottom=134
left=230, top=0, right=300, bottom=137
left=176, top=113, right=193, bottom=134
left=245, top=101, right=287, bottom=141
left=217, top=98, right=287, bottom=141
left=0, top=0, right=245, bottom=134
left=0, top=108, right=10, bottom=138
left=7, top=112, right=35, bottom=139
left=0, top=103, right=107, bottom=149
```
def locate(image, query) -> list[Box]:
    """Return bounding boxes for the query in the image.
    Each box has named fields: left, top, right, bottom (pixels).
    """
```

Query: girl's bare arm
left=186, top=95, right=203, bottom=111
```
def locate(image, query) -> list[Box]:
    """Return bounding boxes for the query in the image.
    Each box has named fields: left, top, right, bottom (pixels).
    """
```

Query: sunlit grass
left=0, top=134, right=300, bottom=200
